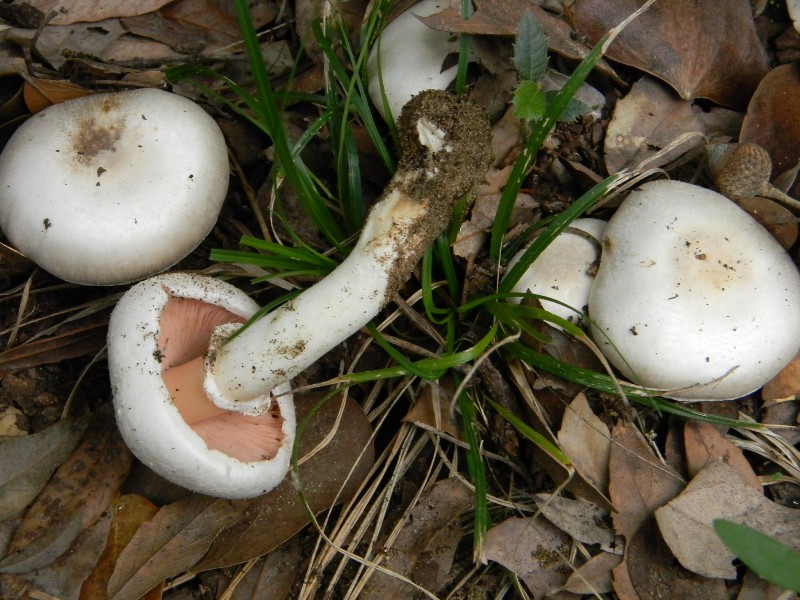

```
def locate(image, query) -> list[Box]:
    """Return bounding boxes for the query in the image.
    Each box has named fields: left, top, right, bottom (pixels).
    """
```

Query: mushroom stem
left=199, top=91, right=492, bottom=413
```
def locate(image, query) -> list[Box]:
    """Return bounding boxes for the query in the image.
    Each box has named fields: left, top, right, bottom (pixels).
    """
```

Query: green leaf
left=487, top=398, right=571, bottom=466
left=513, top=81, right=548, bottom=121
left=544, top=90, right=592, bottom=122
left=513, top=10, right=549, bottom=82
left=713, top=520, right=800, bottom=592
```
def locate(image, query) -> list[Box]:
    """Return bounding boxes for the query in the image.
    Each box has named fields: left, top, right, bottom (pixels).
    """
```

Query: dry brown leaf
left=193, top=392, right=374, bottom=571
left=520, top=388, right=610, bottom=510
left=225, top=536, right=301, bottom=600
left=483, top=516, right=570, bottom=597
left=7, top=20, right=181, bottom=71
left=575, top=0, right=769, bottom=108
left=557, top=393, right=612, bottom=502
left=419, top=0, right=616, bottom=75
left=626, top=519, right=728, bottom=600
left=17, top=0, right=174, bottom=25
left=533, top=493, right=615, bottom=547
left=16, top=511, right=113, bottom=600
left=654, top=458, right=800, bottom=579
left=0, top=415, right=90, bottom=522
left=611, top=558, right=641, bottom=600
left=107, top=495, right=247, bottom=600
left=0, top=322, right=108, bottom=377
left=608, top=420, right=684, bottom=541
left=736, top=197, right=799, bottom=251
left=760, top=398, right=800, bottom=448
left=604, top=77, right=741, bottom=173
left=683, top=421, right=761, bottom=491
left=361, top=477, right=473, bottom=598
left=402, top=384, right=462, bottom=439
left=738, top=568, right=794, bottom=600
left=160, top=0, right=269, bottom=51
left=79, top=494, right=161, bottom=600
left=763, top=350, right=800, bottom=401
left=453, top=189, right=537, bottom=260
left=0, top=407, right=132, bottom=574
left=740, top=64, right=800, bottom=199
left=558, top=551, right=622, bottom=595
left=21, top=79, right=91, bottom=114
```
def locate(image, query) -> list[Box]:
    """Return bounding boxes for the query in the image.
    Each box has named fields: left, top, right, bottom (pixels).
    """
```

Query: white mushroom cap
left=108, top=272, right=296, bottom=499
left=0, top=88, right=229, bottom=285
left=589, top=180, right=800, bottom=400
left=367, top=0, right=461, bottom=123
left=509, top=218, right=607, bottom=323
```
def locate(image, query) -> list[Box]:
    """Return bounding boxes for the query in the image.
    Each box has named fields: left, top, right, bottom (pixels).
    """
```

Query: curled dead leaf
left=654, top=459, right=800, bottom=579
left=575, top=0, right=768, bottom=108
left=741, top=63, right=800, bottom=199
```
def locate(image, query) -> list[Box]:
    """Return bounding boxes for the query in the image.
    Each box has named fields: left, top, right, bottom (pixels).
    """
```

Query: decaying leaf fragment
left=0, top=407, right=132, bottom=574
left=361, top=478, right=473, bottom=597
left=15, top=0, right=173, bottom=25
left=608, top=420, right=685, bottom=599
left=0, top=415, right=90, bottom=521
left=107, top=495, right=248, bottom=600
left=683, top=420, right=761, bottom=490
left=533, top=493, right=615, bottom=547
left=655, top=459, right=800, bottom=579
left=192, top=392, right=374, bottom=572
left=604, top=76, right=741, bottom=173
left=483, top=516, right=571, bottom=596
left=741, top=63, right=800, bottom=199
left=556, top=393, right=611, bottom=503
left=575, top=0, right=769, bottom=108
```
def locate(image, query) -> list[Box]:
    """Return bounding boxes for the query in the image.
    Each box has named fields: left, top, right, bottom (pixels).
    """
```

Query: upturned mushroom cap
left=0, top=88, right=229, bottom=285
left=509, top=218, right=606, bottom=323
left=367, top=0, right=461, bottom=122
left=108, top=272, right=295, bottom=498
left=589, top=180, right=800, bottom=400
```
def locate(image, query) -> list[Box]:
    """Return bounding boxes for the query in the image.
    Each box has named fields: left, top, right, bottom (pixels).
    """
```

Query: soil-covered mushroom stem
left=201, top=90, right=492, bottom=412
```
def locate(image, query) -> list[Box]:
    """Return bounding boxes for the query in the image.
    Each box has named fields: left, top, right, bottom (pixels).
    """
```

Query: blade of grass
left=499, top=172, right=626, bottom=295
left=453, top=0, right=474, bottom=94
left=343, top=323, right=499, bottom=384
left=233, top=0, right=345, bottom=246
left=459, top=388, right=490, bottom=561
left=713, top=520, right=800, bottom=592
left=506, top=342, right=760, bottom=428
left=487, top=397, right=570, bottom=465
left=489, top=0, right=657, bottom=261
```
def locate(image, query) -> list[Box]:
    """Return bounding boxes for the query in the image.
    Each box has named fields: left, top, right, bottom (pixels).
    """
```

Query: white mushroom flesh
left=509, top=218, right=607, bottom=324
left=589, top=180, right=800, bottom=400
left=367, top=0, right=461, bottom=123
left=108, top=273, right=295, bottom=498
left=0, top=88, right=229, bottom=285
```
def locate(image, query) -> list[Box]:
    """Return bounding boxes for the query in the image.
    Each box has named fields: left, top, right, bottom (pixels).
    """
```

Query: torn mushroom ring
left=108, top=90, right=493, bottom=498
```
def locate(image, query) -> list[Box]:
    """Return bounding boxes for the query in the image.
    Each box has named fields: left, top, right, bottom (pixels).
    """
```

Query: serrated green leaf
left=514, top=10, right=549, bottom=82
left=513, top=81, right=547, bottom=121
left=544, top=90, right=592, bottom=122
left=713, top=520, right=800, bottom=592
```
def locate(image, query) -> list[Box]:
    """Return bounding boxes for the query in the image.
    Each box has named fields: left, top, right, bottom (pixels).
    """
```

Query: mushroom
left=108, top=272, right=295, bottom=499
left=367, top=0, right=463, bottom=123
left=588, top=179, right=800, bottom=400
left=509, top=218, right=606, bottom=323
left=0, top=88, right=229, bottom=285
left=108, top=90, right=492, bottom=496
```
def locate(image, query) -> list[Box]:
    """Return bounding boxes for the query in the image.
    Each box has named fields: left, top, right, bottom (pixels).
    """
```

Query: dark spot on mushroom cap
left=71, top=117, right=124, bottom=164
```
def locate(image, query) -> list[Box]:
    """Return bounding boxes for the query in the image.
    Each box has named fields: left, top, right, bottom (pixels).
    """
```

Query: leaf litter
left=0, top=0, right=798, bottom=597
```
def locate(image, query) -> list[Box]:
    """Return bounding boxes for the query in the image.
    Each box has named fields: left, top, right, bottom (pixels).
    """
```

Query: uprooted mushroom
left=107, top=90, right=493, bottom=498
